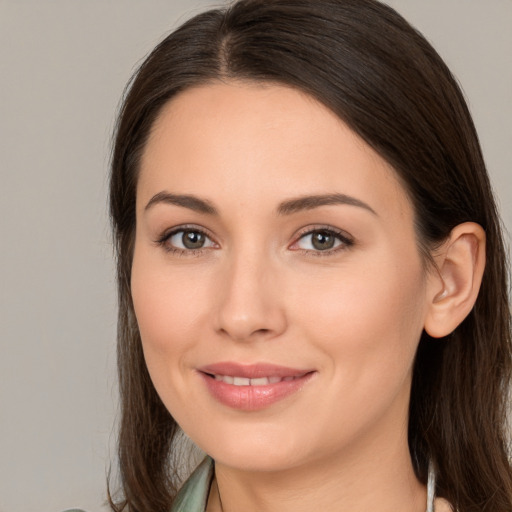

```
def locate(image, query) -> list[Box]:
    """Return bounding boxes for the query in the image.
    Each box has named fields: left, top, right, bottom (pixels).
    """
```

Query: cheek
left=130, top=246, right=211, bottom=377
left=286, top=256, right=428, bottom=449
left=130, top=248, right=219, bottom=432
left=293, top=253, right=427, bottom=382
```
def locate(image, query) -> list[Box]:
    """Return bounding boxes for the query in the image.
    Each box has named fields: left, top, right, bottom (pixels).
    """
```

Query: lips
left=197, top=362, right=315, bottom=411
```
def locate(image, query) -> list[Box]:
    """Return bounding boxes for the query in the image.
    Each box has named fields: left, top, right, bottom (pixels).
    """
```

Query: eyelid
left=155, top=224, right=219, bottom=254
left=154, top=223, right=354, bottom=256
left=289, top=225, right=355, bottom=254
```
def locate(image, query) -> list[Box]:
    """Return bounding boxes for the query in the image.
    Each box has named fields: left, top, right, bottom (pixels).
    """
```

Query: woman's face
left=132, top=82, right=432, bottom=472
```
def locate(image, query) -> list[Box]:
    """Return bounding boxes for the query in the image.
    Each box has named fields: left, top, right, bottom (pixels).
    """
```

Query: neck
left=207, top=425, right=426, bottom=512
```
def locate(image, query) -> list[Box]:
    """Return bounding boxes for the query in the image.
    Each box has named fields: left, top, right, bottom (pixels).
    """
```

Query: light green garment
left=171, top=457, right=214, bottom=512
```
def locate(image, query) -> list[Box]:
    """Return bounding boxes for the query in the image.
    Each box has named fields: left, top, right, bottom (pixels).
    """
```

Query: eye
left=158, top=227, right=217, bottom=253
left=292, top=228, right=353, bottom=254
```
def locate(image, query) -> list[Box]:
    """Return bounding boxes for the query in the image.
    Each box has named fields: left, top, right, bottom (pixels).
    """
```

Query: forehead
left=137, top=81, right=412, bottom=220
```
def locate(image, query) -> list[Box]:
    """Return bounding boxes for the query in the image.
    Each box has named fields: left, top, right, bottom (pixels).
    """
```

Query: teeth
left=212, top=374, right=301, bottom=386
left=250, top=377, right=270, bottom=386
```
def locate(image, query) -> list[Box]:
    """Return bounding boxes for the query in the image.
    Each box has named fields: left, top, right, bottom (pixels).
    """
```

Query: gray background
left=0, top=1, right=510, bottom=511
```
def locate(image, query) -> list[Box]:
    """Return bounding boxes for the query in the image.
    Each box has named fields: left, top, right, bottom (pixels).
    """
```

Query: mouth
left=197, top=362, right=315, bottom=410
left=206, top=374, right=307, bottom=386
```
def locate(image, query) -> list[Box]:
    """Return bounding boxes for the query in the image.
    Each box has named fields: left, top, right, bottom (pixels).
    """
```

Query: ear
left=424, top=222, right=486, bottom=338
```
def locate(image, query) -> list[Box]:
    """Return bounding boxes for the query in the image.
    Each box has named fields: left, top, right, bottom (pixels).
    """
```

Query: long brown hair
left=108, top=1, right=512, bottom=510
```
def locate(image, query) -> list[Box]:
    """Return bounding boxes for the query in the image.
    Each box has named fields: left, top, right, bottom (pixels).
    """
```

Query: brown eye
left=294, top=228, right=353, bottom=253
left=181, top=231, right=205, bottom=249
left=311, top=231, right=336, bottom=250
left=165, top=229, right=216, bottom=251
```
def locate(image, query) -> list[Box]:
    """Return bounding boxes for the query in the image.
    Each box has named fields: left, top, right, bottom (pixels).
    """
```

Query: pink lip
left=197, top=362, right=315, bottom=411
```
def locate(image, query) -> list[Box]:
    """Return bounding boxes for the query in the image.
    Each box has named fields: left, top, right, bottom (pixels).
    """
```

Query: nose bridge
left=214, top=242, right=286, bottom=341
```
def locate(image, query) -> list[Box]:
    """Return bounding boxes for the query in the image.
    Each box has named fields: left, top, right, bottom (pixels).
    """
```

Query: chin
left=192, top=420, right=315, bottom=473
left=212, top=448, right=305, bottom=473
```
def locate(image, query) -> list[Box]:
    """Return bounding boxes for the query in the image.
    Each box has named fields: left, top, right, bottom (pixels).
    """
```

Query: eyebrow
left=144, top=191, right=377, bottom=216
left=277, top=193, right=377, bottom=216
left=145, top=192, right=218, bottom=215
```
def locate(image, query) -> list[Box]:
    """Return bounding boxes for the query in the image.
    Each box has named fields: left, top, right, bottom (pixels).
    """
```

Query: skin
left=131, top=82, right=467, bottom=512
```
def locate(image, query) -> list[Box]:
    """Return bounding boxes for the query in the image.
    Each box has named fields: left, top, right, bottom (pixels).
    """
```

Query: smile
left=211, top=374, right=305, bottom=386
left=197, top=363, right=315, bottom=410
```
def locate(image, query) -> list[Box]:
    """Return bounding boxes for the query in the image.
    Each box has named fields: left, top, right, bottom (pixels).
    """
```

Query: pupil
left=183, top=231, right=205, bottom=249
left=312, top=231, right=334, bottom=250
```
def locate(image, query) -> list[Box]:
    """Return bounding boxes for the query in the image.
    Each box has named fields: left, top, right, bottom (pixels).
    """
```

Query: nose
left=213, top=251, right=287, bottom=342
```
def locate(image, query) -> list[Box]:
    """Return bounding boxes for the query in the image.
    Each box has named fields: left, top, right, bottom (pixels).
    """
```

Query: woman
left=108, top=0, right=512, bottom=511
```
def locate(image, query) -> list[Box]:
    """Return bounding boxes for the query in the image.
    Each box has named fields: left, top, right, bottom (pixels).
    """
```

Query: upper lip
left=197, top=362, right=313, bottom=379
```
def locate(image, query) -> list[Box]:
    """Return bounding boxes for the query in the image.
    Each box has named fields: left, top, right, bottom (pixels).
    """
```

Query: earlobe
left=424, top=222, right=486, bottom=338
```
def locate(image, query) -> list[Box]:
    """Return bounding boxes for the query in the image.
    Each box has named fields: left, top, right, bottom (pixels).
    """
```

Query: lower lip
left=199, top=372, right=315, bottom=411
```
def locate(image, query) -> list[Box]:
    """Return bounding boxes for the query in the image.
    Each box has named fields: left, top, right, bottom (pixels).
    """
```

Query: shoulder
left=435, top=497, right=454, bottom=511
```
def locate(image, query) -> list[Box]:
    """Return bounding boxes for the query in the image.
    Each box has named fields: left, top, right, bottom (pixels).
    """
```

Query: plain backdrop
left=0, top=1, right=510, bottom=511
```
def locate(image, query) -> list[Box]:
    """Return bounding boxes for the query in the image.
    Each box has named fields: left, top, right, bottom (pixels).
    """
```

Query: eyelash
left=155, top=225, right=216, bottom=257
left=155, top=225, right=354, bottom=257
left=291, top=226, right=354, bottom=257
